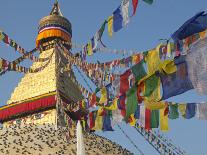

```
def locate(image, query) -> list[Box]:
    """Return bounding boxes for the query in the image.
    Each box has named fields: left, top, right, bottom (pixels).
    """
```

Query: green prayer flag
left=126, top=85, right=138, bottom=120
left=144, top=74, right=159, bottom=97
left=150, top=110, right=159, bottom=128
left=98, top=20, right=108, bottom=39
left=143, top=0, right=153, bottom=4
left=169, top=103, right=179, bottom=119
left=131, top=60, right=147, bottom=82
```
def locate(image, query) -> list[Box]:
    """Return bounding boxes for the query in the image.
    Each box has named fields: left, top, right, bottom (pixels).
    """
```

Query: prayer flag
left=113, top=6, right=123, bottom=32
left=121, top=0, right=130, bottom=26
left=160, top=106, right=169, bottom=132
left=98, top=20, right=108, bottom=40
left=129, top=114, right=136, bottom=126
left=185, top=103, right=196, bottom=119
left=0, top=31, right=4, bottom=41
left=160, top=57, right=193, bottom=100
left=131, top=60, right=147, bottom=82
left=172, top=11, right=207, bottom=42
left=87, top=41, right=93, bottom=56
left=168, top=103, right=179, bottom=119
left=139, top=105, right=145, bottom=127
left=108, top=16, right=113, bottom=37
left=89, top=111, right=96, bottom=129
left=145, top=49, right=161, bottom=74
left=99, top=87, right=108, bottom=105
left=119, top=70, right=131, bottom=116
left=144, top=74, right=160, bottom=97
left=197, top=103, right=207, bottom=120
left=150, top=110, right=159, bottom=128
left=186, top=37, right=207, bottom=95
left=126, top=85, right=138, bottom=120
left=178, top=104, right=186, bottom=118
left=134, top=104, right=140, bottom=119
left=93, top=107, right=104, bottom=130
left=103, top=111, right=113, bottom=131
left=132, top=0, right=139, bottom=16
left=145, top=108, right=151, bottom=130
left=105, top=97, right=118, bottom=111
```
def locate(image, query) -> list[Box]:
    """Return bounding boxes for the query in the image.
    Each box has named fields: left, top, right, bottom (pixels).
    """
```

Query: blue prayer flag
left=160, top=56, right=193, bottom=100
left=103, top=111, right=113, bottom=131
left=113, top=6, right=123, bottom=32
left=172, top=11, right=207, bottom=42
left=185, top=103, right=196, bottom=119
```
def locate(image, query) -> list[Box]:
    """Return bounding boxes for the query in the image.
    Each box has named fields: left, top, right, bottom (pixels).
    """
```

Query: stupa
left=0, top=2, right=132, bottom=155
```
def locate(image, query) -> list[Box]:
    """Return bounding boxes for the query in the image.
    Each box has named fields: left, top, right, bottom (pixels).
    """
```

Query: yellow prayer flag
left=160, top=107, right=169, bottom=132
left=87, top=41, right=93, bottom=56
left=199, top=30, right=207, bottom=39
left=93, top=107, right=104, bottom=130
left=178, top=104, right=186, bottom=117
left=145, top=49, right=161, bottom=74
left=0, top=31, right=4, bottom=41
left=0, top=59, right=3, bottom=70
left=104, top=97, right=118, bottom=110
left=99, top=87, right=107, bottom=105
left=144, top=99, right=166, bottom=110
left=129, top=114, right=136, bottom=126
left=108, top=16, right=113, bottom=37
left=159, top=60, right=177, bottom=74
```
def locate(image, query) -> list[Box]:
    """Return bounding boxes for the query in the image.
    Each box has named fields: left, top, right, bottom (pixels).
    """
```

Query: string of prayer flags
left=0, top=30, right=38, bottom=61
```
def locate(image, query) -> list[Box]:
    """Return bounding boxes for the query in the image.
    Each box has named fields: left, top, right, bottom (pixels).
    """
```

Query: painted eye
left=34, top=113, right=42, bottom=120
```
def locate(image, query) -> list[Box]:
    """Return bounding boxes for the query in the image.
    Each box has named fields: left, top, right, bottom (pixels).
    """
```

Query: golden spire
left=50, top=0, right=63, bottom=16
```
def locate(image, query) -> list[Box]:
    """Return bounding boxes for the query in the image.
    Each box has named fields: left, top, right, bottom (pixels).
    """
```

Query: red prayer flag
left=145, top=108, right=151, bottom=130
left=132, top=0, right=139, bottom=16
left=90, top=93, right=96, bottom=107
left=119, top=70, right=131, bottom=117
left=89, top=112, right=95, bottom=129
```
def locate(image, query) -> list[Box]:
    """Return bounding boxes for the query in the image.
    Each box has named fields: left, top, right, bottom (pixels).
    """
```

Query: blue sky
left=0, top=0, right=207, bottom=154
